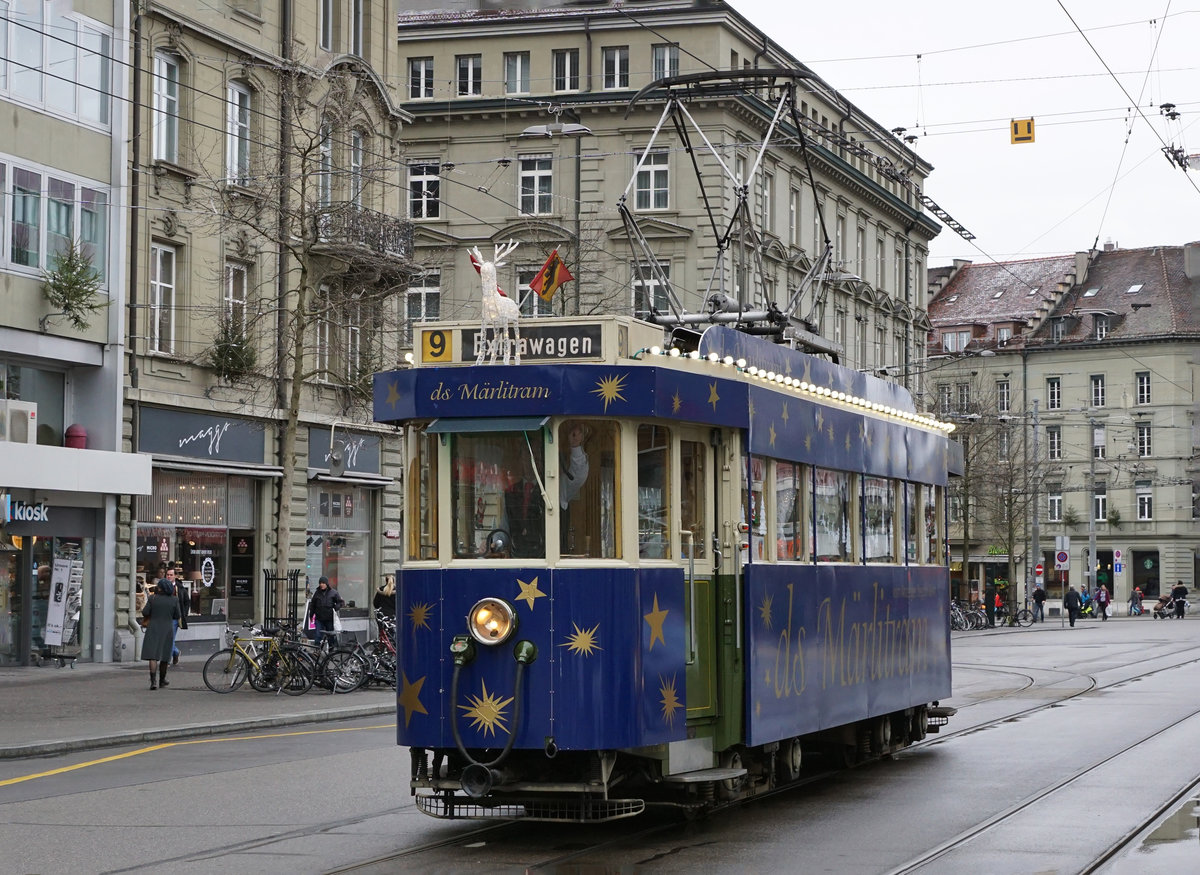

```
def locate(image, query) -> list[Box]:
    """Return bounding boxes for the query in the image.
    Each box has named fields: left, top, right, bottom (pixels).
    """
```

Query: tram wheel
left=870, top=716, right=891, bottom=754
left=910, top=706, right=928, bottom=742
left=776, top=737, right=802, bottom=783
left=718, top=748, right=746, bottom=801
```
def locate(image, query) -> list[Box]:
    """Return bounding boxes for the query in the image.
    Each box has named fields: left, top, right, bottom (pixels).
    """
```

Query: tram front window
left=637, top=425, right=671, bottom=558
left=451, top=432, right=546, bottom=559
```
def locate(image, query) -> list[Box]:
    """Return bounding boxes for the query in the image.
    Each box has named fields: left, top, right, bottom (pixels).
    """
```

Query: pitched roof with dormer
left=1026, top=245, right=1200, bottom=346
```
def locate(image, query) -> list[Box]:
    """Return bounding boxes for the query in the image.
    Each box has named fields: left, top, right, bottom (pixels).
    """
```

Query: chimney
left=1103, top=239, right=1117, bottom=252
left=1185, top=241, right=1200, bottom=281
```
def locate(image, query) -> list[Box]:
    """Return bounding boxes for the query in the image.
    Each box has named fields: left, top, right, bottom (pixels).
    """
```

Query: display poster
left=43, top=559, right=72, bottom=646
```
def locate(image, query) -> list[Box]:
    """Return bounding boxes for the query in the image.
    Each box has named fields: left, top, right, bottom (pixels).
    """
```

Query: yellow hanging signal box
left=1011, top=118, right=1035, bottom=144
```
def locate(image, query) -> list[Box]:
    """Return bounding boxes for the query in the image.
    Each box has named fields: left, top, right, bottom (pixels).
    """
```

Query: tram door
left=679, top=431, right=718, bottom=719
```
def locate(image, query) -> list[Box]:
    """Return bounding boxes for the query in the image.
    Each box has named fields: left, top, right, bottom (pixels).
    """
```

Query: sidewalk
left=0, top=656, right=395, bottom=760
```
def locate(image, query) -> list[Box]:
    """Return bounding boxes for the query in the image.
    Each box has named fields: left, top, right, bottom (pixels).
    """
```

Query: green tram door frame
left=678, top=428, right=718, bottom=720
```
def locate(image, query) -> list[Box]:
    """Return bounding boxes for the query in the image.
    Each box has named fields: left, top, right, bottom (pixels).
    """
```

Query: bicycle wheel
left=203, top=648, right=250, bottom=693
left=1015, top=608, right=1034, bottom=627
left=323, top=648, right=369, bottom=693
left=249, top=652, right=280, bottom=692
left=278, top=648, right=315, bottom=696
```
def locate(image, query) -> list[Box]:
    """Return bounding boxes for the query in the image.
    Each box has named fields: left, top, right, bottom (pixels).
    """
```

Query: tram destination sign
left=421, top=323, right=603, bottom=364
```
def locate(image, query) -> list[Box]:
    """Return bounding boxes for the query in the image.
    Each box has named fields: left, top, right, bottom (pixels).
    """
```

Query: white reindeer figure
left=471, top=240, right=522, bottom=365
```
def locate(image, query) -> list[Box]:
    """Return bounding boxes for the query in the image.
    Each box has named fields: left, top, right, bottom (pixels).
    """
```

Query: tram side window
left=407, top=430, right=439, bottom=561
left=637, top=425, right=671, bottom=558
left=924, top=484, right=943, bottom=565
left=559, top=420, right=620, bottom=559
left=776, top=461, right=804, bottom=561
left=905, top=483, right=918, bottom=563
left=679, top=439, right=706, bottom=559
left=742, top=456, right=766, bottom=560
left=814, top=467, right=852, bottom=562
left=451, top=431, right=546, bottom=559
left=863, top=476, right=895, bottom=563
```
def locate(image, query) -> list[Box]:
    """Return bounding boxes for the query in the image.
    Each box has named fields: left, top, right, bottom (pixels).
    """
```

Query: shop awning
left=154, top=458, right=285, bottom=478
left=307, top=470, right=393, bottom=488
left=426, top=416, right=549, bottom=434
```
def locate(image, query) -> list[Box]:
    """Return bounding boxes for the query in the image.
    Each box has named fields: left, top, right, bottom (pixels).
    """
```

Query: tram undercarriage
left=409, top=704, right=954, bottom=822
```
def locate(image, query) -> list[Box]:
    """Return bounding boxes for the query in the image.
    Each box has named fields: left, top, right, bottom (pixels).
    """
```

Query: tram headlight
left=467, top=597, right=517, bottom=646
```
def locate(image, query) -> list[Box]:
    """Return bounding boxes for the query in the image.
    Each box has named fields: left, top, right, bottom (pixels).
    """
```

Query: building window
left=1052, top=320, right=1064, bottom=342
left=409, top=57, right=434, bottom=99
left=1137, top=423, right=1152, bottom=457
left=997, top=379, right=1010, bottom=414
left=789, top=189, right=800, bottom=248
left=632, top=263, right=669, bottom=318
left=956, top=382, right=971, bottom=412
left=407, top=162, right=440, bottom=220
left=226, top=83, right=251, bottom=186
left=345, top=295, right=362, bottom=381
left=1047, top=377, right=1061, bottom=410
left=351, top=0, right=363, bottom=56
left=314, top=286, right=331, bottom=380
left=1, top=4, right=112, bottom=126
left=1092, top=424, right=1106, bottom=459
left=1136, top=371, right=1151, bottom=405
left=997, top=326, right=1012, bottom=346
left=149, top=243, right=176, bottom=355
left=456, top=54, right=482, bottom=96
left=1047, top=426, right=1061, bottom=460
left=937, top=384, right=951, bottom=414
left=943, top=330, right=970, bottom=352
left=1093, top=482, right=1107, bottom=522
left=349, top=130, right=364, bottom=207
left=518, top=267, right=554, bottom=317
left=10, top=167, right=40, bottom=267
left=635, top=150, right=668, bottom=210
left=602, top=46, right=628, bottom=89
left=319, top=0, right=333, bottom=50
left=406, top=271, right=440, bottom=347
left=1047, top=486, right=1062, bottom=522
left=1, top=163, right=108, bottom=277
left=1094, top=314, right=1108, bottom=340
left=763, top=173, right=775, bottom=232
left=998, top=429, right=1010, bottom=460
left=152, top=53, right=180, bottom=163
left=1091, top=374, right=1105, bottom=407
left=652, top=43, right=679, bottom=80
left=552, top=49, right=579, bottom=91
left=519, top=155, right=553, bottom=215
left=503, top=52, right=530, bottom=94
left=875, top=238, right=885, bottom=287
left=318, top=124, right=332, bottom=207
left=224, top=261, right=247, bottom=333
left=1137, top=480, right=1153, bottom=520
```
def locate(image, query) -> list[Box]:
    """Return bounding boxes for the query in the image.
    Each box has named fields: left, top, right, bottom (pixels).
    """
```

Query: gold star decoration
left=827, top=424, right=834, bottom=443
left=804, top=434, right=812, bottom=451
left=592, top=373, right=628, bottom=412
left=862, top=421, right=872, bottom=448
left=845, top=431, right=851, bottom=452
left=707, top=382, right=720, bottom=411
left=397, top=671, right=428, bottom=728
left=386, top=380, right=401, bottom=409
left=781, top=401, right=789, bottom=424
left=408, top=601, right=434, bottom=632
left=801, top=361, right=812, bottom=384
left=659, top=674, right=681, bottom=726
left=459, top=680, right=514, bottom=738
left=562, top=622, right=602, bottom=656
left=515, top=577, right=546, bottom=610
left=758, top=593, right=774, bottom=630
left=644, top=593, right=669, bottom=650
left=769, top=423, right=777, bottom=447
left=672, top=390, right=682, bottom=414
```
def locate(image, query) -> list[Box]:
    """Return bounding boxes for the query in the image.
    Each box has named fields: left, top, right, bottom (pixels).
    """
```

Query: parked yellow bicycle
left=202, top=626, right=313, bottom=695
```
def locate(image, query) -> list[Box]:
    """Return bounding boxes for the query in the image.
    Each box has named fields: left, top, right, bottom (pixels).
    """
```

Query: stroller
left=1153, top=595, right=1176, bottom=619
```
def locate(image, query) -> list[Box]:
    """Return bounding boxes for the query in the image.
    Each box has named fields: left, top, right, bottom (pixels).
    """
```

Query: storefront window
left=307, top=484, right=372, bottom=610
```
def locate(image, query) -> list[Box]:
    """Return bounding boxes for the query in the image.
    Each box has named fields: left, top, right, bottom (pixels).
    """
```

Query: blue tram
left=373, top=315, right=961, bottom=821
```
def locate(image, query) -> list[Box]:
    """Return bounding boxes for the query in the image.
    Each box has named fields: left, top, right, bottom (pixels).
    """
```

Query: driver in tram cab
left=558, top=422, right=591, bottom=553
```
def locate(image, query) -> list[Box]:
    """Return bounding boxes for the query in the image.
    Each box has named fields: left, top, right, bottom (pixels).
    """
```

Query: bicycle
left=203, top=624, right=314, bottom=695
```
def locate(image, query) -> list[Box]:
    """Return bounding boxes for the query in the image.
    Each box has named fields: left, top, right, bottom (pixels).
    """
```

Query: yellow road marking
left=0, top=722, right=397, bottom=787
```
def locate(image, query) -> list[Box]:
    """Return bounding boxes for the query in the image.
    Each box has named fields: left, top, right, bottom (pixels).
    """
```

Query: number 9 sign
left=421, top=329, right=453, bottom=363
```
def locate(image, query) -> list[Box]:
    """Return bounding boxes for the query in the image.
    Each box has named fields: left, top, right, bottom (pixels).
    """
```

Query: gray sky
left=728, top=0, right=1200, bottom=265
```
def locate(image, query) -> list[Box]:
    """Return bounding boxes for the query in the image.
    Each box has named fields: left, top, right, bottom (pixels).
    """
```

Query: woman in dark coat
left=142, top=580, right=181, bottom=690
left=307, top=576, right=344, bottom=650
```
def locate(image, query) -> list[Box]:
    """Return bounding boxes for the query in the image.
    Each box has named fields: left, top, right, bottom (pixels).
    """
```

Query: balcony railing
left=313, top=204, right=413, bottom=260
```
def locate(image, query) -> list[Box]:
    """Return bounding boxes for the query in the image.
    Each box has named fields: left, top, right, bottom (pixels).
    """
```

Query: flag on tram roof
left=529, top=249, right=574, bottom=302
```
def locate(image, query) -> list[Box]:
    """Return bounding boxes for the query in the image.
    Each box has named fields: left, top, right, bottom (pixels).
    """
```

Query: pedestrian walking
left=162, top=566, right=189, bottom=664
left=1171, top=581, right=1189, bottom=618
left=142, top=579, right=181, bottom=689
left=373, top=574, right=396, bottom=646
left=1032, top=585, right=1046, bottom=622
left=1095, top=584, right=1111, bottom=621
left=1064, top=586, right=1082, bottom=628
left=984, top=583, right=997, bottom=628
left=1129, top=587, right=1143, bottom=616
left=308, top=576, right=345, bottom=650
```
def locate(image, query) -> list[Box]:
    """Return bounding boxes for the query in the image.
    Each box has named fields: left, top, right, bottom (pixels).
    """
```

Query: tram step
left=662, top=766, right=748, bottom=784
